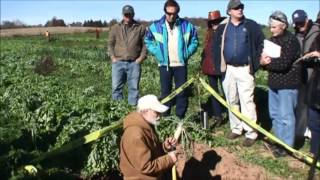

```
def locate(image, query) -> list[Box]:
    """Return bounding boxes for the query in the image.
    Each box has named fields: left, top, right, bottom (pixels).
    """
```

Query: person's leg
left=127, top=61, right=141, bottom=105
left=236, top=66, right=257, bottom=140
left=308, top=108, right=320, bottom=155
left=295, top=84, right=309, bottom=147
left=222, top=65, right=242, bottom=135
left=159, top=66, right=173, bottom=116
left=208, top=75, right=222, bottom=118
left=308, top=124, right=320, bottom=180
left=112, top=61, right=126, bottom=101
left=276, top=89, right=298, bottom=147
left=268, top=89, right=280, bottom=137
left=268, top=89, right=285, bottom=155
left=173, top=66, right=188, bottom=119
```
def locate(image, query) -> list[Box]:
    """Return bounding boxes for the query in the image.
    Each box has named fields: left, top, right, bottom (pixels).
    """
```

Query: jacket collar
left=123, top=111, right=154, bottom=131
left=119, top=19, right=140, bottom=26
left=160, top=15, right=181, bottom=26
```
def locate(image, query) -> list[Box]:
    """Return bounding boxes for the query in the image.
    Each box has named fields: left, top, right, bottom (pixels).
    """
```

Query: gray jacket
left=108, top=20, right=147, bottom=61
left=295, top=20, right=320, bottom=81
left=295, top=20, right=319, bottom=55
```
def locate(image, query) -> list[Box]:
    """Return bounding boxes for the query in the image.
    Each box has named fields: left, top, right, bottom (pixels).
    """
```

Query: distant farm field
left=0, top=27, right=109, bottom=37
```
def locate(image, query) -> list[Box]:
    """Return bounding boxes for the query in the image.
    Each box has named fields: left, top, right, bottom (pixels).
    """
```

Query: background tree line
left=0, top=16, right=210, bottom=29
left=1, top=16, right=266, bottom=30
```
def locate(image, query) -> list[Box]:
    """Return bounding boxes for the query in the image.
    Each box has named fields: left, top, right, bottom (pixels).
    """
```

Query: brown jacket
left=108, top=20, right=147, bottom=61
left=119, top=112, right=174, bottom=180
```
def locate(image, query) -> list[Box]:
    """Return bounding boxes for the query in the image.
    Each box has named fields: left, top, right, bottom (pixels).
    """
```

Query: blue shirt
left=223, top=20, right=249, bottom=65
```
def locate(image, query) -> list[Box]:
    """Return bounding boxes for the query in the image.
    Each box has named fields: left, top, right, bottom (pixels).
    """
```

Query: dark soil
left=34, top=56, right=56, bottom=76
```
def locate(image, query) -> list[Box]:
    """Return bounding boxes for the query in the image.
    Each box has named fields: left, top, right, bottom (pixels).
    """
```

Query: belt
left=121, top=60, right=135, bottom=63
left=229, top=64, right=248, bottom=67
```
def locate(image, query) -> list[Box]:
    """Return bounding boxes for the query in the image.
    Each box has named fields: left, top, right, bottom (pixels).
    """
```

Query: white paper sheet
left=263, top=39, right=281, bottom=58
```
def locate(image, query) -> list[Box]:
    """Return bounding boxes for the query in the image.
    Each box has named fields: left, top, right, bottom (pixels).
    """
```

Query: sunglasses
left=124, top=13, right=133, bottom=17
left=232, top=4, right=244, bottom=10
left=294, top=22, right=305, bottom=28
left=270, top=15, right=286, bottom=24
left=166, top=12, right=177, bottom=16
left=208, top=21, right=219, bottom=26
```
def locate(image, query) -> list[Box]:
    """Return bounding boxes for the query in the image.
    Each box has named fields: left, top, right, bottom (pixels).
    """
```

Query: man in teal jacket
left=144, top=0, right=198, bottom=119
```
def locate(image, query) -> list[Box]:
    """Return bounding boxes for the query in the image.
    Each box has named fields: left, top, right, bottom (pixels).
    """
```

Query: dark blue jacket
left=212, top=18, right=265, bottom=75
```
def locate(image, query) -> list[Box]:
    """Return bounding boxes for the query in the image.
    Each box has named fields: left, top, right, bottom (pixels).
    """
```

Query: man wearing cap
left=108, top=5, right=146, bottom=105
left=291, top=9, right=320, bottom=148
left=144, top=0, right=198, bottom=119
left=212, top=0, right=264, bottom=147
left=201, top=10, right=227, bottom=127
left=119, top=94, right=177, bottom=180
left=260, top=11, right=301, bottom=157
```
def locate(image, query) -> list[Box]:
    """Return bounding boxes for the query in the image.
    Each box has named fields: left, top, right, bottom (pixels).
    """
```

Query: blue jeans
left=269, top=89, right=298, bottom=147
left=112, top=60, right=141, bottom=105
left=159, top=66, right=187, bottom=118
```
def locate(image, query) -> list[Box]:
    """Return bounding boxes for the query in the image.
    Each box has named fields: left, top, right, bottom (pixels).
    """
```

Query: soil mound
left=175, top=143, right=269, bottom=180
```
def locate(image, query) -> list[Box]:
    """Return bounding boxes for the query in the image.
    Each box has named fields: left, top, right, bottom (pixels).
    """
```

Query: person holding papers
left=260, top=11, right=302, bottom=157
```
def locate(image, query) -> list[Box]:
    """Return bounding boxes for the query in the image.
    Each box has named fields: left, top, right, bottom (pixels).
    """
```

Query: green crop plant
left=0, top=29, right=312, bottom=179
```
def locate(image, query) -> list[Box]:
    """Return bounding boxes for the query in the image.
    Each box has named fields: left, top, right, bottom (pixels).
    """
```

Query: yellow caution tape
left=28, top=76, right=318, bottom=170
left=29, top=77, right=195, bottom=164
left=31, top=120, right=123, bottom=164
left=161, top=77, right=195, bottom=104
left=199, top=77, right=320, bottom=169
left=172, top=165, right=177, bottom=180
left=24, top=165, right=37, bottom=175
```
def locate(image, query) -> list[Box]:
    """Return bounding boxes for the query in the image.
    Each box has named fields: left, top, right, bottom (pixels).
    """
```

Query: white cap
left=137, top=95, right=168, bottom=113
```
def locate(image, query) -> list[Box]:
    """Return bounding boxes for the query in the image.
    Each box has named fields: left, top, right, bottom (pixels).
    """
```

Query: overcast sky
left=1, top=0, right=319, bottom=25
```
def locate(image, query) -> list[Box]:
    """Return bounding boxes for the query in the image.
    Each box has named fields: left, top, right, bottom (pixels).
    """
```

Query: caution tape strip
left=31, top=120, right=123, bottom=164
left=28, top=76, right=318, bottom=169
left=199, top=77, right=320, bottom=169
left=161, top=77, right=195, bottom=104
left=29, top=77, right=195, bottom=164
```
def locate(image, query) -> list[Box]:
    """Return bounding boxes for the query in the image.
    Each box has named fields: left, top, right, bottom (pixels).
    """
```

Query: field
left=0, top=27, right=109, bottom=37
left=0, top=28, right=316, bottom=179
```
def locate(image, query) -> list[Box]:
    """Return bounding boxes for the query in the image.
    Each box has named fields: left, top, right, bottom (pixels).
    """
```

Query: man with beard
left=119, top=95, right=177, bottom=180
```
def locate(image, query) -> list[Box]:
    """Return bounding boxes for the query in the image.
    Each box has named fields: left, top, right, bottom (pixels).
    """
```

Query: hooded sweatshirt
left=119, top=112, right=174, bottom=180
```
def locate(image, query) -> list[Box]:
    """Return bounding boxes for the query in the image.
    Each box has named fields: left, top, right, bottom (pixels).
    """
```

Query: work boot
left=227, top=132, right=241, bottom=140
left=242, top=138, right=255, bottom=147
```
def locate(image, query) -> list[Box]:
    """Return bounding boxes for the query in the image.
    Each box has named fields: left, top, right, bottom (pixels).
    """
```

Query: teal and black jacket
left=144, top=16, right=198, bottom=66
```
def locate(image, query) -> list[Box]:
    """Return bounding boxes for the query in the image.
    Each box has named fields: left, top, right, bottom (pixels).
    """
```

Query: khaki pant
left=222, top=65, right=257, bottom=139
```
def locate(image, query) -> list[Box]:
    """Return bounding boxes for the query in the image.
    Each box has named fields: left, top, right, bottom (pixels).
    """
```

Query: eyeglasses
left=232, top=4, right=244, bottom=10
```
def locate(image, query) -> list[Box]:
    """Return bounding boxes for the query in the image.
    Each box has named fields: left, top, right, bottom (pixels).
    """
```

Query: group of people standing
left=107, top=0, right=319, bottom=179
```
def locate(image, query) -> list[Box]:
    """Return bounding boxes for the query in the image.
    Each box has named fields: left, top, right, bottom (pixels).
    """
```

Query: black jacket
left=212, top=18, right=265, bottom=75
left=264, top=31, right=302, bottom=89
